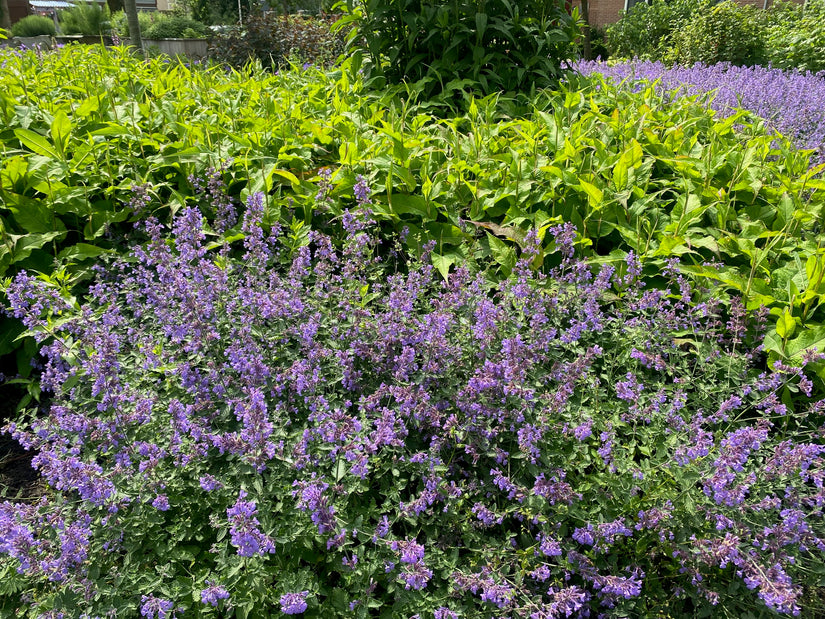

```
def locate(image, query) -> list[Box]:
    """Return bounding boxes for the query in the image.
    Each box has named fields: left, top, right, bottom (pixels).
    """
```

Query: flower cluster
left=1, top=178, right=823, bottom=616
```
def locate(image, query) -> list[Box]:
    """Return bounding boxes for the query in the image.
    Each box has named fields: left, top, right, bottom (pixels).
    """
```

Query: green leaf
left=578, top=179, right=603, bottom=209
left=431, top=252, right=457, bottom=280
left=14, top=128, right=59, bottom=159
left=487, top=232, right=516, bottom=272
left=50, top=110, right=72, bottom=156
left=784, top=325, right=825, bottom=360
left=386, top=194, right=431, bottom=220
left=775, top=308, right=796, bottom=340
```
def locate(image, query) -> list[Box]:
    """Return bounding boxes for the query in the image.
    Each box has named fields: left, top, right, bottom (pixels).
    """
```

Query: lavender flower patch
left=1, top=177, right=824, bottom=617
left=572, top=60, right=825, bottom=163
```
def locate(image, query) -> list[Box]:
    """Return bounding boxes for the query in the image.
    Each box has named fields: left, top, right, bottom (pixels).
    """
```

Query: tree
left=123, top=0, right=142, bottom=54
left=1, top=0, right=12, bottom=32
left=580, top=0, right=592, bottom=60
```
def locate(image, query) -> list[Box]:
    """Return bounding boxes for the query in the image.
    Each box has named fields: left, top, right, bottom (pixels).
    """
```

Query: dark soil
left=0, top=383, right=44, bottom=502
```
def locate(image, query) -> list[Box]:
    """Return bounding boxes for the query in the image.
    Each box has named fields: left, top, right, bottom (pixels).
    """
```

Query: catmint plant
left=0, top=176, right=824, bottom=617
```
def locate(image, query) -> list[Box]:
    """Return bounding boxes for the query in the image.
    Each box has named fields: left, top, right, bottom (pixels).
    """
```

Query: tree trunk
left=580, top=0, right=592, bottom=60
left=1, top=0, right=12, bottom=32
left=123, top=0, right=143, bottom=56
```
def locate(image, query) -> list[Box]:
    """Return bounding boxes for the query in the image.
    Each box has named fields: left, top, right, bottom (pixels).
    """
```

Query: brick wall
left=573, top=0, right=805, bottom=28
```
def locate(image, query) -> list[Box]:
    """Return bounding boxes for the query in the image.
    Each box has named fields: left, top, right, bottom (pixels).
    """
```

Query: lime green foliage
left=667, top=1, right=766, bottom=67
left=336, top=0, right=581, bottom=99
left=0, top=44, right=823, bottom=383
left=10, top=15, right=55, bottom=37
left=59, top=1, right=111, bottom=36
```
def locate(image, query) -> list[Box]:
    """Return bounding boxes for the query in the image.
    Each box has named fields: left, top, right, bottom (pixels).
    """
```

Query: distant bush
left=763, top=0, right=825, bottom=73
left=667, top=1, right=767, bottom=67
left=110, top=11, right=208, bottom=40
left=606, top=0, right=701, bottom=60
left=110, top=9, right=154, bottom=38
left=59, top=0, right=110, bottom=36
left=143, top=15, right=210, bottom=39
left=10, top=15, right=55, bottom=37
left=209, top=12, right=345, bottom=68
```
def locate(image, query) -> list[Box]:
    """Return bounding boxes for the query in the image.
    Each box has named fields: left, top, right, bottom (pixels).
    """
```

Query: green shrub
left=10, top=15, right=55, bottom=37
left=338, top=0, right=580, bottom=99
left=58, top=0, right=110, bottom=36
left=110, top=10, right=160, bottom=38
left=764, top=0, right=825, bottom=73
left=667, top=0, right=767, bottom=67
left=209, top=12, right=345, bottom=68
left=143, top=15, right=210, bottom=39
left=606, top=0, right=701, bottom=60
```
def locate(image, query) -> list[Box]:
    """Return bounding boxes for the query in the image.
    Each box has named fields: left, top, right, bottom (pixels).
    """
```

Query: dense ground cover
left=3, top=182, right=825, bottom=617
left=573, top=60, right=825, bottom=163
left=0, top=40, right=825, bottom=617
left=1, top=45, right=824, bottom=384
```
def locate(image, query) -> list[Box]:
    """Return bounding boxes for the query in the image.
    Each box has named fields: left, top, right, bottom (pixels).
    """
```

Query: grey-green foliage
left=337, top=0, right=581, bottom=101
left=59, top=1, right=110, bottom=36
left=10, top=15, right=55, bottom=37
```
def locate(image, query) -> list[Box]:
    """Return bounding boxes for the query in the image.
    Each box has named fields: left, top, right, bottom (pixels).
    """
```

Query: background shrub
left=58, top=0, right=110, bottom=36
left=209, top=11, right=345, bottom=68
left=110, top=9, right=155, bottom=38
left=338, top=0, right=581, bottom=99
left=763, top=0, right=825, bottom=73
left=142, top=15, right=210, bottom=39
left=605, top=0, right=701, bottom=60
left=10, top=15, right=55, bottom=37
left=666, top=1, right=767, bottom=67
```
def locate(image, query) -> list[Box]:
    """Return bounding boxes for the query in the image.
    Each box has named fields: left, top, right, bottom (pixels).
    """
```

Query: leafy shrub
left=143, top=15, right=210, bottom=39
left=1, top=45, right=824, bottom=389
left=764, top=0, right=825, bottom=74
left=338, top=0, right=581, bottom=99
left=112, top=11, right=181, bottom=39
left=10, top=15, right=55, bottom=37
left=572, top=59, right=825, bottom=160
left=3, top=180, right=825, bottom=616
left=667, top=1, right=767, bottom=67
left=58, top=0, right=110, bottom=36
left=209, top=12, right=345, bottom=68
left=605, top=0, right=701, bottom=60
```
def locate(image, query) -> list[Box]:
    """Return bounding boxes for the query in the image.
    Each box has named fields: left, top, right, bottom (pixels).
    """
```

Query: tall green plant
left=336, top=0, right=581, bottom=99
left=59, top=0, right=111, bottom=36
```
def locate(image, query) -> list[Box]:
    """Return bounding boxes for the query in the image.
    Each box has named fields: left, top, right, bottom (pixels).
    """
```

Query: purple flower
left=226, top=491, right=275, bottom=557
left=140, top=596, right=176, bottom=619
left=399, top=562, right=433, bottom=590
left=151, top=495, right=169, bottom=511
left=200, top=582, right=230, bottom=606
left=353, top=174, right=372, bottom=205
left=279, top=591, right=309, bottom=614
